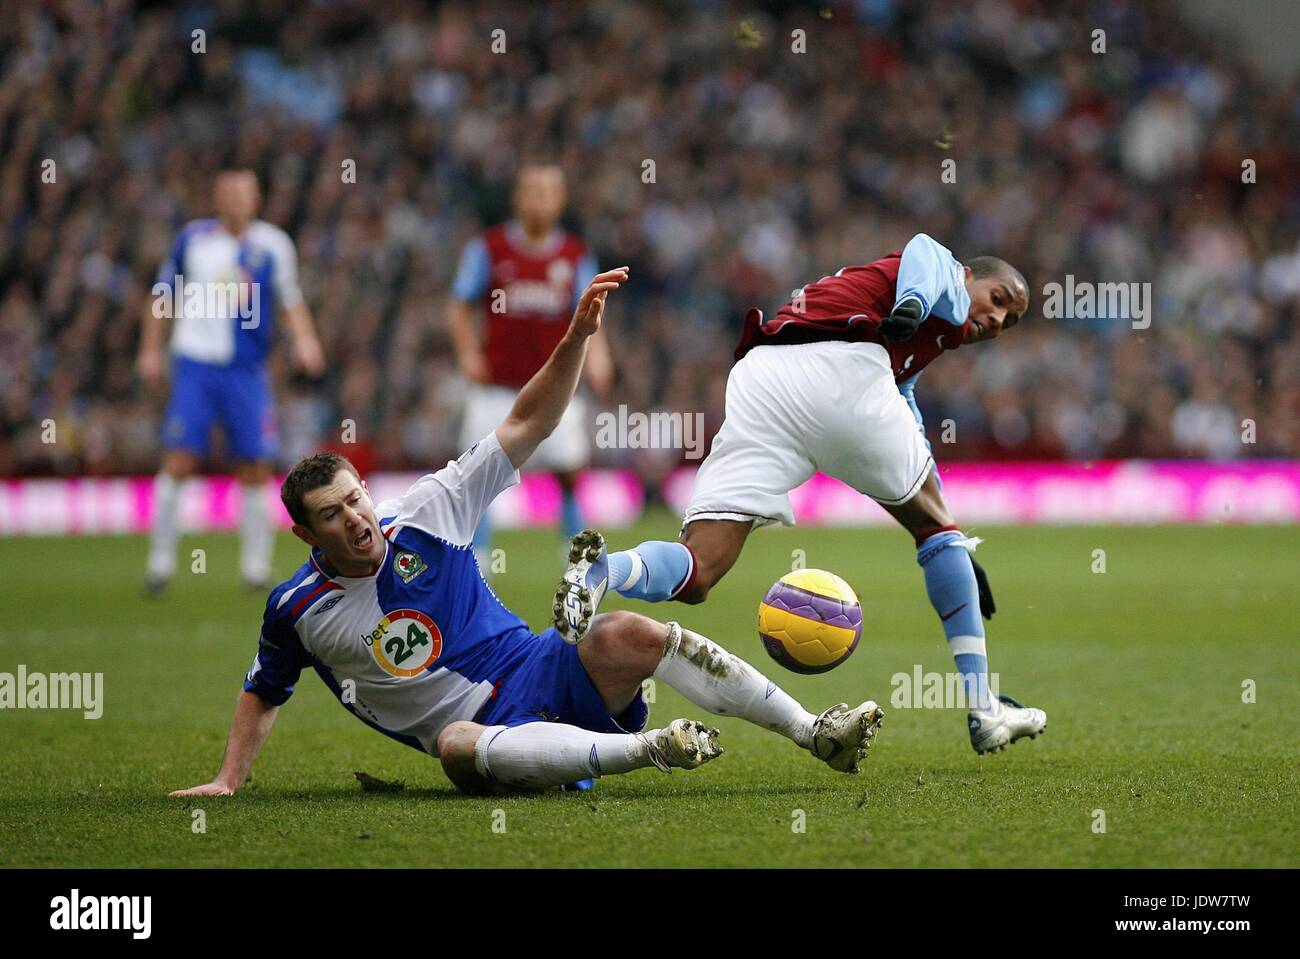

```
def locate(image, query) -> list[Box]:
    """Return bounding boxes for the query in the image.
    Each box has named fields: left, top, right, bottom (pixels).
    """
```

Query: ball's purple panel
left=762, top=581, right=862, bottom=637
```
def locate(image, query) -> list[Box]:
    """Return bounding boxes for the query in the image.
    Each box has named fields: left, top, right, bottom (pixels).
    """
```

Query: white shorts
left=684, top=341, right=932, bottom=527
left=460, top=383, right=590, bottom=473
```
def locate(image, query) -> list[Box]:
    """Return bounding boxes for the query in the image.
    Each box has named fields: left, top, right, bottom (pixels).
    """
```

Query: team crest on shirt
left=364, top=609, right=443, bottom=677
left=393, top=549, right=427, bottom=584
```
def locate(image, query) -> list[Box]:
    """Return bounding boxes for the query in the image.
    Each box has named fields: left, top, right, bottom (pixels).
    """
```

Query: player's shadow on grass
left=218, top=780, right=851, bottom=803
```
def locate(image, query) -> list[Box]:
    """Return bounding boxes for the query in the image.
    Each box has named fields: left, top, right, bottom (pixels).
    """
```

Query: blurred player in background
left=448, top=161, right=613, bottom=565
left=555, top=234, right=1048, bottom=756
left=137, top=169, right=325, bottom=594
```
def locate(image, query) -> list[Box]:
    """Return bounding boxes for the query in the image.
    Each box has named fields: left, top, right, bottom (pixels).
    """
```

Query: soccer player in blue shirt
left=169, top=268, right=885, bottom=797
left=138, top=169, right=325, bottom=594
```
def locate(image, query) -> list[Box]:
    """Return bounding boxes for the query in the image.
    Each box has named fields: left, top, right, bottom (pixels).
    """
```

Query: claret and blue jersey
left=737, top=233, right=975, bottom=451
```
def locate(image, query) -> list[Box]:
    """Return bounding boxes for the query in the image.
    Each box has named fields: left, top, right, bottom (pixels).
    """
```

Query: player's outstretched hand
left=168, top=781, right=237, bottom=798
left=970, top=556, right=996, bottom=619
left=570, top=267, right=629, bottom=338
left=880, top=296, right=924, bottom=342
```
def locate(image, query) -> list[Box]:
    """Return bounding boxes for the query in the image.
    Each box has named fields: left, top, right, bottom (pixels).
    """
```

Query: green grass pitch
left=0, top=517, right=1296, bottom=868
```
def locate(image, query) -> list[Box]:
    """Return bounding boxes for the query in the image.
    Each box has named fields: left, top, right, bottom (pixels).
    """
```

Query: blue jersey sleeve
left=243, top=593, right=309, bottom=706
left=451, top=236, right=490, bottom=303
left=570, top=250, right=598, bottom=312
left=895, top=234, right=970, bottom=327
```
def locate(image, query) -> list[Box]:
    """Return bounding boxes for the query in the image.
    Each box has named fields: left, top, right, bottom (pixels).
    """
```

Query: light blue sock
left=608, top=541, right=693, bottom=602
left=560, top=488, right=584, bottom=539
left=917, top=530, right=993, bottom=710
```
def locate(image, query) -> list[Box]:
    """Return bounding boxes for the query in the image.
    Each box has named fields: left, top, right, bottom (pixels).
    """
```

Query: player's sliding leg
left=235, top=461, right=274, bottom=590
left=580, top=610, right=883, bottom=774
left=652, top=621, right=883, bottom=773
left=551, top=521, right=751, bottom=642
left=883, top=469, right=1046, bottom=754
left=437, top=719, right=723, bottom=794
left=145, top=451, right=196, bottom=595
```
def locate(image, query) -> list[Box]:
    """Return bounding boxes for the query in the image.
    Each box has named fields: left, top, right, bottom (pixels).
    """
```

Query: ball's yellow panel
left=758, top=603, right=858, bottom=666
left=779, top=568, right=858, bottom=604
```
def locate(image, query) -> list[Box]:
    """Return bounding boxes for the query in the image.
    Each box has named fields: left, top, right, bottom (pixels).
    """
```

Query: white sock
left=239, top=481, right=272, bottom=583
left=146, top=472, right=181, bottom=580
left=472, top=722, right=655, bottom=788
left=654, top=623, right=817, bottom=748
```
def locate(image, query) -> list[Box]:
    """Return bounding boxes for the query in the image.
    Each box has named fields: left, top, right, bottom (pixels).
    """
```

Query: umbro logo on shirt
left=314, top=596, right=342, bottom=615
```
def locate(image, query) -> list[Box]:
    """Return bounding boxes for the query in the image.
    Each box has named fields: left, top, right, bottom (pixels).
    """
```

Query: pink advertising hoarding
left=0, top=461, right=1297, bottom=536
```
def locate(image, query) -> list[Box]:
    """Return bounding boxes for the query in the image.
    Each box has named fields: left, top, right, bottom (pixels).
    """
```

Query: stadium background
left=1, top=0, right=1297, bottom=498
left=1, top=0, right=1298, bottom=872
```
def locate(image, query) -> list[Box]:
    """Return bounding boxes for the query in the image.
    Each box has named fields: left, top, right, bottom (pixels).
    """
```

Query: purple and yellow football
left=758, top=569, right=863, bottom=674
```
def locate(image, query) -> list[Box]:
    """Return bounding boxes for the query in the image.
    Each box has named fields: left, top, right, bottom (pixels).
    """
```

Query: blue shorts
left=163, top=356, right=277, bottom=461
left=476, top=628, right=649, bottom=734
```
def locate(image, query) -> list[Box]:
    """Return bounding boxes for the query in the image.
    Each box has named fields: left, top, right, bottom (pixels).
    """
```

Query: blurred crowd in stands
left=1, top=0, right=1297, bottom=481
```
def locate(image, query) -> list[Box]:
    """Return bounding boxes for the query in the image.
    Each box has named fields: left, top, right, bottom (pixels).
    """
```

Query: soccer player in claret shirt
left=554, top=234, right=1048, bottom=756
left=169, top=269, right=885, bottom=799
left=448, top=161, right=613, bottom=565
left=138, top=169, right=325, bottom=594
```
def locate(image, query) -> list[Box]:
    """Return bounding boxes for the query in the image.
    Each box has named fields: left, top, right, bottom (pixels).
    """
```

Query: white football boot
left=642, top=719, right=724, bottom=772
left=551, top=529, right=609, bottom=645
left=810, top=701, right=885, bottom=773
left=968, top=693, right=1047, bottom=755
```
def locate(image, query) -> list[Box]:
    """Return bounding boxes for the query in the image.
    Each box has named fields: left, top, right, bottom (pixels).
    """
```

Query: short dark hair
left=281, top=452, right=360, bottom=527
left=966, top=256, right=1030, bottom=315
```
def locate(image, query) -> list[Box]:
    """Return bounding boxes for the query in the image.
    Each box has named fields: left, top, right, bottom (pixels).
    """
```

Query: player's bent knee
left=436, top=721, right=485, bottom=763
left=590, top=610, right=666, bottom=659
left=585, top=611, right=667, bottom=676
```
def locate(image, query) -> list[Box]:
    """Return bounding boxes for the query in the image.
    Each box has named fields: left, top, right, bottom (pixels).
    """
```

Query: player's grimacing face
left=513, top=167, right=566, bottom=231
left=296, top=470, right=385, bottom=574
left=963, top=270, right=1029, bottom=344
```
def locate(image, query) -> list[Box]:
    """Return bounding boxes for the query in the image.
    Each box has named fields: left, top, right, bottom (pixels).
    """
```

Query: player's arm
left=448, top=298, right=488, bottom=384
left=572, top=251, right=613, bottom=399
left=496, top=267, right=628, bottom=469
left=138, top=230, right=187, bottom=388
left=269, top=230, right=325, bottom=376
left=168, top=690, right=279, bottom=797
left=282, top=300, right=325, bottom=377
left=137, top=296, right=171, bottom=388
left=881, top=234, right=964, bottom=341
left=583, top=325, right=614, bottom=399
left=448, top=237, right=491, bottom=383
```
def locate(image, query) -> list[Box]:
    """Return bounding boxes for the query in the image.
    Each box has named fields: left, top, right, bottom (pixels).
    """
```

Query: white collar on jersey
left=504, top=220, right=564, bottom=257
left=309, top=535, right=391, bottom=585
